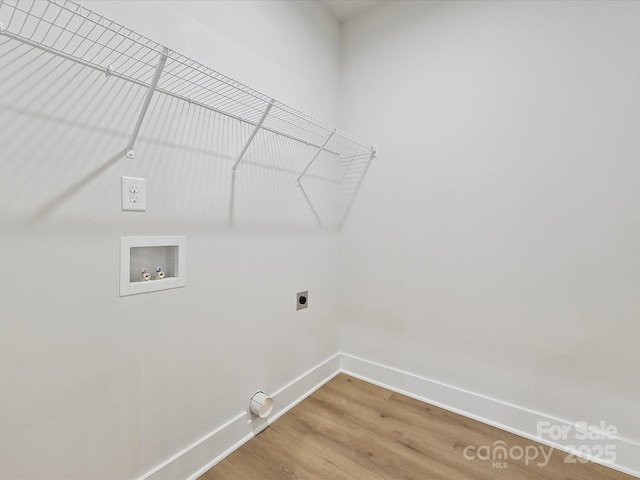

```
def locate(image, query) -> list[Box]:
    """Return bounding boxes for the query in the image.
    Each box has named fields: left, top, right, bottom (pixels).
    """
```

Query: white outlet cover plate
left=121, top=176, right=146, bottom=211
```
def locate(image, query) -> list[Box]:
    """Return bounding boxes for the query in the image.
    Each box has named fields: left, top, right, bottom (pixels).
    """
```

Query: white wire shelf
left=0, top=0, right=376, bottom=227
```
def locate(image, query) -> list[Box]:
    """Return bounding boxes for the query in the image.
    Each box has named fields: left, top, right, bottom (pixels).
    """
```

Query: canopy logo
left=463, top=441, right=553, bottom=468
left=463, top=420, right=618, bottom=469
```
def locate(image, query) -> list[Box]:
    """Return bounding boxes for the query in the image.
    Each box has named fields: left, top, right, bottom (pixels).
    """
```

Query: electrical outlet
left=121, top=176, right=146, bottom=211
left=297, top=291, right=308, bottom=311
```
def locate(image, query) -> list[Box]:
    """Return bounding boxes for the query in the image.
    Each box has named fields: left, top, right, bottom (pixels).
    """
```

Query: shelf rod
left=158, top=89, right=339, bottom=155
left=231, top=99, right=273, bottom=176
left=0, top=29, right=147, bottom=87
left=126, top=46, right=169, bottom=159
left=0, top=29, right=348, bottom=155
left=296, top=130, right=335, bottom=186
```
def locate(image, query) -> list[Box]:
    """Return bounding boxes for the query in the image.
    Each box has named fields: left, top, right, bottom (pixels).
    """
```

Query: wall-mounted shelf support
left=296, top=130, right=335, bottom=187
left=0, top=0, right=376, bottom=228
left=232, top=99, right=274, bottom=176
left=126, top=47, right=169, bottom=159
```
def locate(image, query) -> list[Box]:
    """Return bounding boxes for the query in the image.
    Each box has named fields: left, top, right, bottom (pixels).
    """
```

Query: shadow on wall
left=0, top=34, right=369, bottom=231
left=29, top=149, right=127, bottom=224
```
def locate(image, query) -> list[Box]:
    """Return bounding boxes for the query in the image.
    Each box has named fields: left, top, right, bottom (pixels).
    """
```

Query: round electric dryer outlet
left=297, top=291, right=308, bottom=310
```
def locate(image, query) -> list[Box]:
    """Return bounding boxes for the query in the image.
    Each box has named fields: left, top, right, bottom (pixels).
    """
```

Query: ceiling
left=321, top=0, right=384, bottom=23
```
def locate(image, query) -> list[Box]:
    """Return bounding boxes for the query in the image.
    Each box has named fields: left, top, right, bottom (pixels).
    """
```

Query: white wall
left=0, top=1, right=342, bottom=479
left=340, top=0, right=640, bottom=447
left=3, top=0, right=640, bottom=478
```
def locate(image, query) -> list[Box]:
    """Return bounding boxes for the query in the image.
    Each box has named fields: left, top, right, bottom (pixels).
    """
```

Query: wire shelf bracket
left=0, top=0, right=378, bottom=228
left=126, top=46, right=168, bottom=159
left=231, top=99, right=274, bottom=176
left=296, top=130, right=335, bottom=187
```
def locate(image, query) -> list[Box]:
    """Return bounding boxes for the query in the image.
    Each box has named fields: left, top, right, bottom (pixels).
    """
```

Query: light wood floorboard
left=200, top=374, right=634, bottom=480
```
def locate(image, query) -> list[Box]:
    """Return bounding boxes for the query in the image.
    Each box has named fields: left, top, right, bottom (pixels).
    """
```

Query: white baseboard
left=136, top=353, right=341, bottom=480
left=340, top=353, right=640, bottom=479
left=136, top=352, right=639, bottom=480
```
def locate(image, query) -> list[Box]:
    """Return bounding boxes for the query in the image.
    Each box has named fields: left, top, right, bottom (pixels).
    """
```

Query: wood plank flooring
left=200, top=374, right=634, bottom=480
